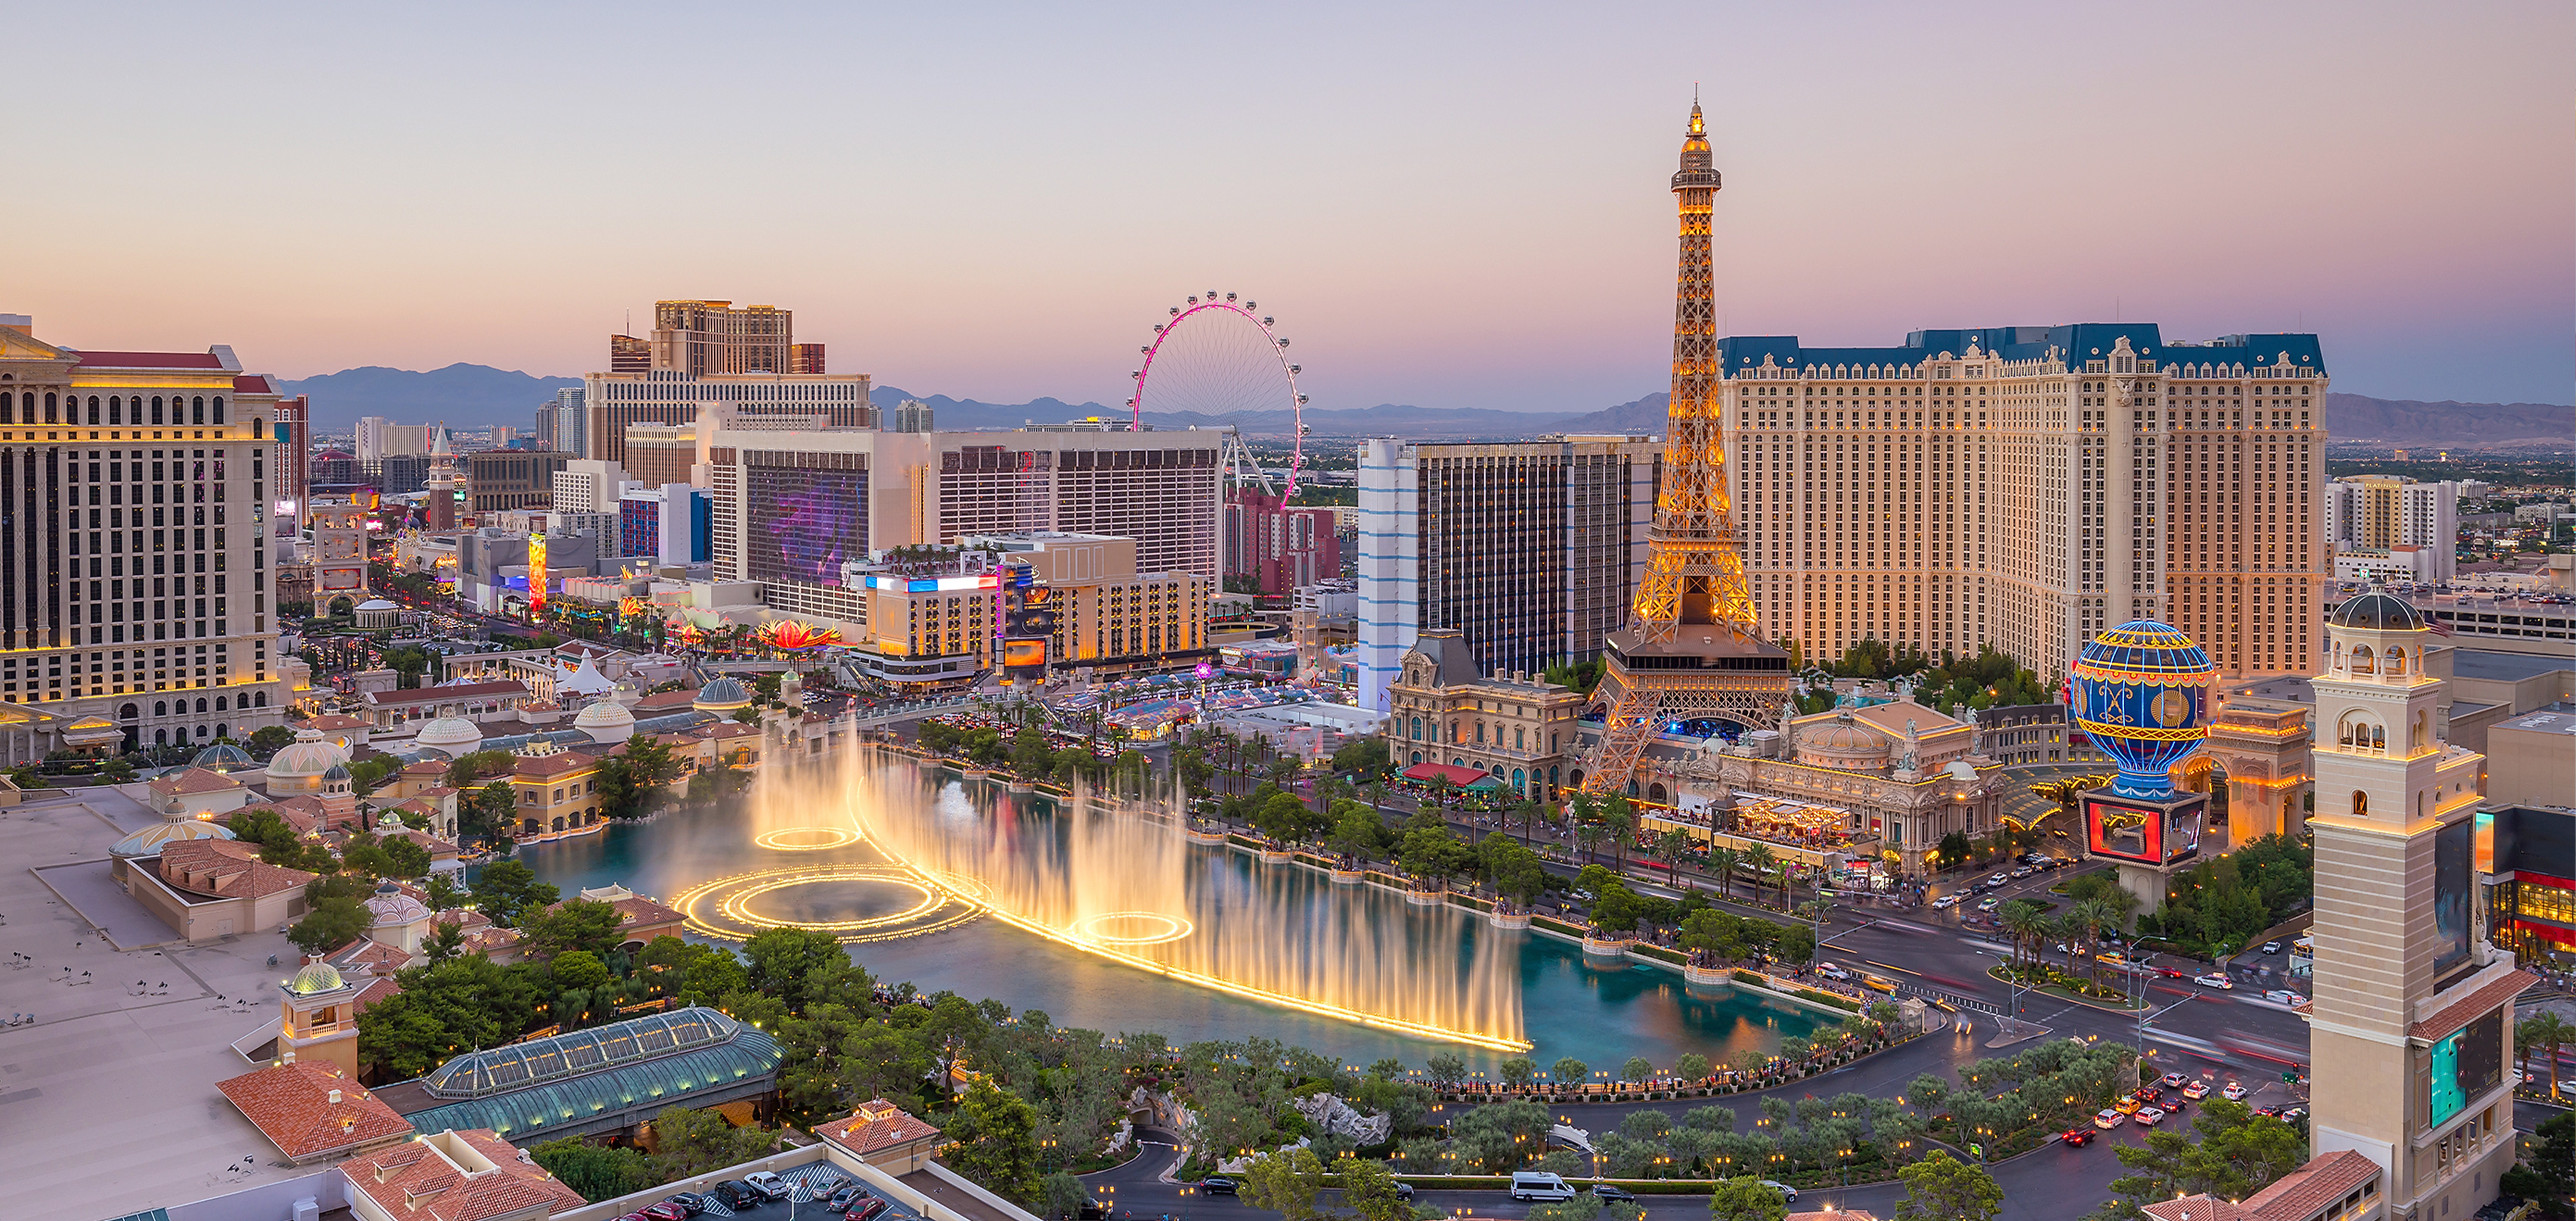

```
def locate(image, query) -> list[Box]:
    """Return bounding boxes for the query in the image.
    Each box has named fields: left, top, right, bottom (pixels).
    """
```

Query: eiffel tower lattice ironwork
left=1576, top=101, right=1794, bottom=798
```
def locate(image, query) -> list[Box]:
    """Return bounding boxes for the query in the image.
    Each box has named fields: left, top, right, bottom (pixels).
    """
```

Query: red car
left=637, top=1206, right=688, bottom=1221
left=2061, top=1127, right=2095, bottom=1147
left=849, top=1200, right=890, bottom=1221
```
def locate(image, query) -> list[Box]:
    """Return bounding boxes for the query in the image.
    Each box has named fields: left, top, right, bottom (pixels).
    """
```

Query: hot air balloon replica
left=2069, top=619, right=2220, bottom=924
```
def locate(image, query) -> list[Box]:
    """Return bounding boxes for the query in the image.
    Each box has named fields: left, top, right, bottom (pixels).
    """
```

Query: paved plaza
left=0, top=788, right=326, bottom=1220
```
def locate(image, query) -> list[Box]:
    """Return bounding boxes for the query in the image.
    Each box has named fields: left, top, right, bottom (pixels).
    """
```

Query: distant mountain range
left=281, top=362, right=2566, bottom=450
left=283, top=364, right=578, bottom=431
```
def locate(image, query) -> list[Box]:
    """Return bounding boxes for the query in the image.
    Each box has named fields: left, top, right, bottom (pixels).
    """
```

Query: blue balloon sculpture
left=2071, top=619, right=2217, bottom=799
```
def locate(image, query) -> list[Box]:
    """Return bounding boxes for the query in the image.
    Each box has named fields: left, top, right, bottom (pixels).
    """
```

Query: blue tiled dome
left=2071, top=619, right=2216, bottom=799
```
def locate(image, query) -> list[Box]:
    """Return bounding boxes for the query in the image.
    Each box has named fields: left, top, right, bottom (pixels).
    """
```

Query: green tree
left=1239, top=1145, right=1330, bottom=1221
left=1621, top=1056, right=1657, bottom=1083
left=645, top=1105, right=777, bottom=1179
left=1675, top=1052, right=1712, bottom=1081
left=1337, top=1158, right=1413, bottom=1221
left=1498, top=1056, right=1537, bottom=1090
left=1706, top=1176, right=1789, bottom=1221
left=378, top=836, right=432, bottom=880
left=289, top=894, right=370, bottom=955
left=1893, top=1149, right=2002, bottom=1221
left=2527, top=1011, right=2572, bottom=1099
left=742, top=925, right=865, bottom=1015
left=422, top=920, right=466, bottom=963
left=1039, top=1172, right=1089, bottom=1221
left=529, top=1136, right=661, bottom=1203
left=2503, top=1110, right=2576, bottom=1219
left=246, top=724, right=298, bottom=757
left=469, top=859, right=559, bottom=926
left=549, top=950, right=611, bottom=991
left=425, top=873, right=469, bottom=913
left=1553, top=1056, right=1589, bottom=1087
left=944, top=1078, right=1042, bottom=1205
left=518, top=898, right=624, bottom=960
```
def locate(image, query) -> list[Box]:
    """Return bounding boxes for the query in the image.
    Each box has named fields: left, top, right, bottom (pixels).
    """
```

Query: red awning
left=1402, top=761, right=1498, bottom=788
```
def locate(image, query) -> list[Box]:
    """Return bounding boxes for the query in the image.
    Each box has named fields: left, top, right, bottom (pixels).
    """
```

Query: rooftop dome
left=572, top=700, right=637, bottom=744
left=609, top=676, right=645, bottom=708
left=2330, top=591, right=2425, bottom=632
left=356, top=599, right=400, bottom=612
left=265, top=726, right=351, bottom=786
left=321, top=761, right=352, bottom=782
left=1797, top=712, right=1888, bottom=767
left=110, top=818, right=237, bottom=859
left=414, top=717, right=485, bottom=756
left=191, top=742, right=255, bottom=773
left=364, top=881, right=432, bottom=929
left=2071, top=619, right=2216, bottom=799
left=286, top=958, right=346, bottom=996
left=693, top=677, right=752, bottom=712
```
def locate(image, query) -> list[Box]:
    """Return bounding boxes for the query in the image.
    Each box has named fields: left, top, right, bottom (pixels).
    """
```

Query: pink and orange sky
left=13, top=2, right=2571, bottom=411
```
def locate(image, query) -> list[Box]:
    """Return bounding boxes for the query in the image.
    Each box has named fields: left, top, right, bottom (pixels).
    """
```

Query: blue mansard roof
left=1714, top=325, right=2325, bottom=377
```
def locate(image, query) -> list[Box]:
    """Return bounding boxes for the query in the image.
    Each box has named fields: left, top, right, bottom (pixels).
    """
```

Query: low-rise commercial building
left=1383, top=628, right=1583, bottom=802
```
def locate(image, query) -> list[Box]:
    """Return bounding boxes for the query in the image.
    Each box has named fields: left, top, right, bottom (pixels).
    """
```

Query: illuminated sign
left=2475, top=810, right=2496, bottom=875
left=863, top=574, right=1001, bottom=593
left=1003, top=637, right=1048, bottom=669
left=2428, top=1008, right=2505, bottom=1127
left=527, top=532, right=548, bottom=615
left=2435, top=818, right=2473, bottom=977
left=2083, top=796, right=2203, bottom=866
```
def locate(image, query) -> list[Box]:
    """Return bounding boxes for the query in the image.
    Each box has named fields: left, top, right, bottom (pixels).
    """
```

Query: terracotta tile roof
left=217, top=1060, right=414, bottom=1162
left=633, top=689, right=701, bottom=712
left=816, top=1099, right=943, bottom=1156
left=610, top=895, right=683, bottom=931
left=329, top=938, right=417, bottom=977
left=364, top=681, right=530, bottom=709
left=2411, top=969, right=2534, bottom=1042
left=155, top=838, right=317, bottom=901
left=697, top=721, right=760, bottom=740
left=151, top=767, right=246, bottom=797
left=2142, top=1199, right=2255, bottom=1221
left=309, top=713, right=373, bottom=730
left=402, top=760, right=451, bottom=776
left=234, top=374, right=280, bottom=394
left=510, top=750, right=598, bottom=779
left=432, top=907, right=493, bottom=933
left=2243, top=1149, right=2380, bottom=1220
left=267, top=795, right=334, bottom=835
left=73, top=349, right=226, bottom=370
left=349, top=976, right=405, bottom=1017
left=341, top=1128, right=584, bottom=1221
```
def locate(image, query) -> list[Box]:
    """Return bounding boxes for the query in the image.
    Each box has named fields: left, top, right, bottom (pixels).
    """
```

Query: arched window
left=1448, top=720, right=1459, bottom=743
left=1409, top=717, right=1420, bottom=740
left=255, top=692, right=268, bottom=707
left=1410, top=751, right=1422, bottom=765
left=2387, top=647, right=2408, bottom=676
left=2352, top=790, right=2368, bottom=816
left=211, top=396, right=225, bottom=423
left=44, top=391, right=57, bottom=423
left=119, top=703, right=138, bottom=720
left=2370, top=726, right=2385, bottom=749
left=154, top=701, right=168, bottom=717
left=2352, top=645, right=2376, bottom=675
left=151, top=396, right=165, bottom=425
left=215, top=723, right=227, bottom=740
left=87, top=396, right=100, bottom=425
left=190, top=396, right=205, bottom=424
left=214, top=696, right=228, bottom=711
left=1513, top=768, right=1526, bottom=791
left=195, top=698, right=208, bottom=714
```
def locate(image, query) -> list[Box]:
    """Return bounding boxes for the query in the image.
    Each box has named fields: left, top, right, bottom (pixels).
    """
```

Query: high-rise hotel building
left=580, top=300, right=871, bottom=467
left=0, top=317, right=290, bottom=755
left=1723, top=325, right=2328, bottom=681
left=1356, top=436, right=1658, bottom=715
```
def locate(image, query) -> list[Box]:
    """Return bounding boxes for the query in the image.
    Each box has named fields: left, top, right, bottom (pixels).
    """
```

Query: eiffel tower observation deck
left=1577, top=101, right=1793, bottom=798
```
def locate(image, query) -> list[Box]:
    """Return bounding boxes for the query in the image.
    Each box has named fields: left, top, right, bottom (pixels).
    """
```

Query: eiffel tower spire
left=1575, top=102, right=1792, bottom=799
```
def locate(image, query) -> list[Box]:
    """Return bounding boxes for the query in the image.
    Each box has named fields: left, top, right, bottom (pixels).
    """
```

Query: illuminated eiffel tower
left=1576, top=101, right=1793, bottom=798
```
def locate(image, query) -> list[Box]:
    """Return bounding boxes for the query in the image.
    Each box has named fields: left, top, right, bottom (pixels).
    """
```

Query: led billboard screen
left=745, top=465, right=867, bottom=587
left=2435, top=817, right=2475, bottom=978
left=2085, top=797, right=2204, bottom=866
left=2428, top=1007, right=2505, bottom=1128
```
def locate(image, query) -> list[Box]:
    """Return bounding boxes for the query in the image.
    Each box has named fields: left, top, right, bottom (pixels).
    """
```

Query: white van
left=1510, top=1172, right=1576, bottom=1203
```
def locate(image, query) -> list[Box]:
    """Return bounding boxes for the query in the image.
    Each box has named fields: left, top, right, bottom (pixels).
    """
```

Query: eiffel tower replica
left=1577, top=101, right=1794, bottom=797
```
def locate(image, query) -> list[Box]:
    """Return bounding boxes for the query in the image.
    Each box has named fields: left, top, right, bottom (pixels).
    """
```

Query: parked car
left=826, top=1186, right=865, bottom=1211
left=637, top=1205, right=689, bottom=1221
left=2095, top=1109, right=2125, bottom=1129
left=2181, top=1081, right=2211, bottom=1100
left=2136, top=1107, right=2168, bottom=1126
left=2222, top=1082, right=2249, bottom=1101
left=848, top=1200, right=890, bottom=1221
left=662, top=1195, right=708, bottom=1217
left=710, top=1182, right=761, bottom=1210
left=744, top=1172, right=793, bottom=1201
left=1591, top=1185, right=1637, bottom=1203
left=2194, top=973, right=2235, bottom=990
left=2061, top=1127, right=2096, bottom=1146
left=1202, top=1177, right=1239, bottom=1197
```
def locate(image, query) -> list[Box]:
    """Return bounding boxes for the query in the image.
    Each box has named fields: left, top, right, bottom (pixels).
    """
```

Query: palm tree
left=1744, top=844, right=1780, bottom=909
left=2000, top=901, right=2048, bottom=975
left=1657, top=828, right=1695, bottom=887
left=1710, top=846, right=1741, bottom=903
left=2527, top=1011, right=2572, bottom=1099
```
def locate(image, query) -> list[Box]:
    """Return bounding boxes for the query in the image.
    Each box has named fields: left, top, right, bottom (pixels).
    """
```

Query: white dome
left=110, top=819, right=237, bottom=859
left=265, top=727, right=351, bottom=787
left=356, top=599, right=400, bottom=612
left=414, top=717, right=485, bottom=756
left=364, top=882, right=431, bottom=929
left=572, top=701, right=637, bottom=744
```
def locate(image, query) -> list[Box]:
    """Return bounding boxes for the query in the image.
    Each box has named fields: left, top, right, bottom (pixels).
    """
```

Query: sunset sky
left=14, top=1, right=2571, bottom=412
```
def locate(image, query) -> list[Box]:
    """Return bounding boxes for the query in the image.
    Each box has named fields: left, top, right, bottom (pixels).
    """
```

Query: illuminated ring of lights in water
left=1067, top=911, right=1194, bottom=947
left=670, top=864, right=979, bottom=945
left=754, top=826, right=862, bottom=851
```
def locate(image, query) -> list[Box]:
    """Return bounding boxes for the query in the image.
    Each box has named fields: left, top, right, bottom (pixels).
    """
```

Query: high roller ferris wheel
left=1127, top=290, right=1308, bottom=497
